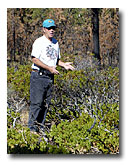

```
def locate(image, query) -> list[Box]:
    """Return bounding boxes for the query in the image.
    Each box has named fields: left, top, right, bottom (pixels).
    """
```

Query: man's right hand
left=49, top=66, right=59, bottom=75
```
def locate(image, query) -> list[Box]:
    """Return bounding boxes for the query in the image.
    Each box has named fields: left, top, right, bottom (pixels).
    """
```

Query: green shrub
left=7, top=64, right=31, bottom=101
left=48, top=106, right=119, bottom=154
left=46, top=66, right=119, bottom=124
left=7, top=63, right=119, bottom=154
left=7, top=108, right=70, bottom=154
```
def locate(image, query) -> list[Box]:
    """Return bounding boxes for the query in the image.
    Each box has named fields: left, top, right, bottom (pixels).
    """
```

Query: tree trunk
left=12, top=8, right=16, bottom=61
left=91, top=8, right=101, bottom=63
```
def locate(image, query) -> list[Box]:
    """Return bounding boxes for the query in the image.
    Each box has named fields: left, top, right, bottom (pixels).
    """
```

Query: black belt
left=32, top=68, right=53, bottom=77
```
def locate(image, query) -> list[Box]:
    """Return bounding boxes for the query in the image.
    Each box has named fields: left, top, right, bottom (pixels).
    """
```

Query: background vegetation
left=7, top=8, right=119, bottom=66
left=7, top=8, right=119, bottom=154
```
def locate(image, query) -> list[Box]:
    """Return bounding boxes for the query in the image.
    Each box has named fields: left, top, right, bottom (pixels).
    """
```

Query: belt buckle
left=39, top=72, right=43, bottom=76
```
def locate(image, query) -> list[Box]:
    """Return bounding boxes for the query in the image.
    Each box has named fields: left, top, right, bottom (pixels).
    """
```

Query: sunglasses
left=46, top=26, right=56, bottom=30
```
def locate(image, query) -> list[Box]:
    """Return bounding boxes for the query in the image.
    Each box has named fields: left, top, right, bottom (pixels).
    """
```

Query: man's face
left=43, top=26, right=56, bottom=40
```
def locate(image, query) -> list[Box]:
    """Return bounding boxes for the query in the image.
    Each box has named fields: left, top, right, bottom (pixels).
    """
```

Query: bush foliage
left=7, top=60, right=119, bottom=154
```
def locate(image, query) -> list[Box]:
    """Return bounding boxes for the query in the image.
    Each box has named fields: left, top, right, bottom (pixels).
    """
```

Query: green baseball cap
left=42, top=19, right=56, bottom=28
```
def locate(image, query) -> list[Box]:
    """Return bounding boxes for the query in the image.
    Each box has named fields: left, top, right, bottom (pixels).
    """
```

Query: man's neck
left=44, top=34, right=52, bottom=42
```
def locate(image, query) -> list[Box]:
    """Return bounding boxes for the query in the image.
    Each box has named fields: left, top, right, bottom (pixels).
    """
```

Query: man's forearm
left=32, top=57, right=51, bottom=71
left=32, top=57, right=59, bottom=74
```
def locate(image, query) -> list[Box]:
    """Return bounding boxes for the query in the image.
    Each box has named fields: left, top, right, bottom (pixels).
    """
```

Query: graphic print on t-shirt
left=46, top=45, right=58, bottom=60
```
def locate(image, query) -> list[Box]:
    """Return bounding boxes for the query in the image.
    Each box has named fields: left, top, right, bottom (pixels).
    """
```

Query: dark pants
left=28, top=71, right=54, bottom=132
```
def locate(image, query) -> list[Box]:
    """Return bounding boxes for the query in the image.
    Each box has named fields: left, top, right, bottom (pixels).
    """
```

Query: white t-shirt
left=31, top=35, right=61, bottom=70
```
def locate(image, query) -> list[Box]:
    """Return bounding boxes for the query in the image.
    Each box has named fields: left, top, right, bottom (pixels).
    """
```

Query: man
left=28, top=19, right=75, bottom=133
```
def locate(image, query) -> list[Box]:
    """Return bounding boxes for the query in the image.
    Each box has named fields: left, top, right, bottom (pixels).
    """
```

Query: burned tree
left=91, top=8, right=101, bottom=63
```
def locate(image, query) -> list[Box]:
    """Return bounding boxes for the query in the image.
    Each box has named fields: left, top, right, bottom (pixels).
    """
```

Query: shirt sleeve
left=31, top=40, right=41, bottom=59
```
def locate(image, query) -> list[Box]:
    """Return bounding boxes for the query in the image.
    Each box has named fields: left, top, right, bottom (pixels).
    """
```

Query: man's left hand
left=64, top=62, right=75, bottom=71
